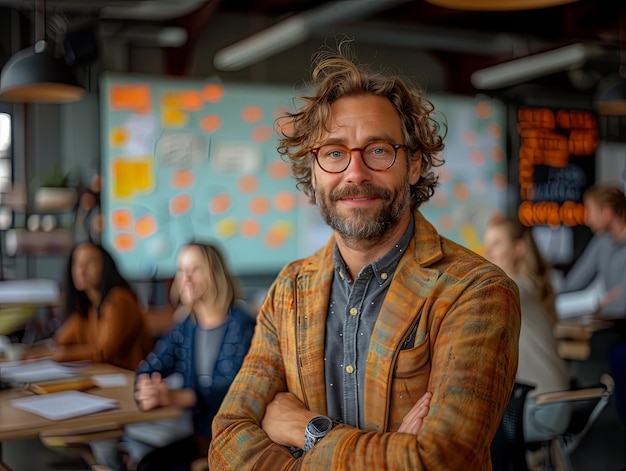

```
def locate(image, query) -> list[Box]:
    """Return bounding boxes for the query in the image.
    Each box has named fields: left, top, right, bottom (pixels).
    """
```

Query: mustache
left=330, top=184, right=392, bottom=202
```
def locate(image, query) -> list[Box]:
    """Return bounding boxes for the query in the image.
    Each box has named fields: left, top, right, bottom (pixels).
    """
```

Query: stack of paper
left=11, top=390, right=118, bottom=420
left=0, top=359, right=78, bottom=385
left=555, top=279, right=606, bottom=320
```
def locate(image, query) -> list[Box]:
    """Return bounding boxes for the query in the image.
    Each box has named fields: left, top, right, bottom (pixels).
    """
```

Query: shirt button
left=345, top=365, right=354, bottom=374
left=349, top=307, right=358, bottom=316
left=381, top=273, right=388, bottom=280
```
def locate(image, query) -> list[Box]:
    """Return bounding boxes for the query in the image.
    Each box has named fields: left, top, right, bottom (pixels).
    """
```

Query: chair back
left=491, top=382, right=536, bottom=471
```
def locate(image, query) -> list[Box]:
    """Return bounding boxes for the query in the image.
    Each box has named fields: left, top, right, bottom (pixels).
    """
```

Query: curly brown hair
left=276, top=38, right=446, bottom=209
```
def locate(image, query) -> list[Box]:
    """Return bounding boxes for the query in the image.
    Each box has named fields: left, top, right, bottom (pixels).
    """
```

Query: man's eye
left=329, top=150, right=345, bottom=158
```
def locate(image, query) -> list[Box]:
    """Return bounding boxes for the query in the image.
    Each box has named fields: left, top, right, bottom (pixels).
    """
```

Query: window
left=0, top=112, right=11, bottom=192
left=0, top=109, right=12, bottom=231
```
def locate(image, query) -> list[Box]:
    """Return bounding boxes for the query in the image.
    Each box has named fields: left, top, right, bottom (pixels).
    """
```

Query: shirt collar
left=333, top=213, right=414, bottom=285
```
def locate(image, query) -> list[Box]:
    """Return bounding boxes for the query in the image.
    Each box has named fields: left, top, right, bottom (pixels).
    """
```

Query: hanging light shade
left=425, top=0, right=578, bottom=11
left=594, top=72, right=626, bottom=115
left=0, top=40, right=84, bottom=103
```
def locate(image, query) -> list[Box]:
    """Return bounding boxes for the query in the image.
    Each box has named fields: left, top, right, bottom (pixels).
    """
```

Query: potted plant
left=32, top=168, right=79, bottom=212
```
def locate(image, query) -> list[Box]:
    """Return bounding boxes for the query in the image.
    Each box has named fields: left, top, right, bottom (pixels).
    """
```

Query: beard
left=316, top=180, right=411, bottom=240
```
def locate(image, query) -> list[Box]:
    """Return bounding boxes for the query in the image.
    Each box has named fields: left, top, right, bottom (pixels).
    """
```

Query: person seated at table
left=560, top=183, right=626, bottom=318
left=25, top=242, right=154, bottom=371
left=123, top=242, right=256, bottom=471
left=484, top=216, right=571, bottom=444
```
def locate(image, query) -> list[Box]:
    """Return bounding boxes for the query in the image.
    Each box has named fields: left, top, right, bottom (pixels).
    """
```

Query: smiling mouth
left=343, top=196, right=376, bottom=201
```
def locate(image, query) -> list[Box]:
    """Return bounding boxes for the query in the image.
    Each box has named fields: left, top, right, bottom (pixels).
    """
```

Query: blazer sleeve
left=209, top=281, right=294, bottom=470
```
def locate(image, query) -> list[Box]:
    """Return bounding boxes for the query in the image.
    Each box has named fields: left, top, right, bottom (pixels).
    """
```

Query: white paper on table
left=555, top=278, right=606, bottom=319
left=93, top=374, right=127, bottom=388
left=0, top=359, right=78, bottom=384
left=11, top=390, right=119, bottom=420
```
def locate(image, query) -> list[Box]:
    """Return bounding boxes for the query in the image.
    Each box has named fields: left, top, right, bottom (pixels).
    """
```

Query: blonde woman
left=484, top=216, right=571, bottom=443
left=129, top=242, right=256, bottom=470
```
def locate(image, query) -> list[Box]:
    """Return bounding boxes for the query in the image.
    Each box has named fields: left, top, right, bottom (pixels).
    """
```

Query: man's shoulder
left=277, top=244, right=330, bottom=279
left=431, top=235, right=516, bottom=293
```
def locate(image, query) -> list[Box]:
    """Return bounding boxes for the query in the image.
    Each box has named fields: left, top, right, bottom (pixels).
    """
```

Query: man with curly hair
left=209, top=39, right=520, bottom=470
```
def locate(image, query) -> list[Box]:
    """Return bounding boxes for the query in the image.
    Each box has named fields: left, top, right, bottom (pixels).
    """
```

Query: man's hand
left=261, top=392, right=318, bottom=448
left=594, top=285, right=623, bottom=318
left=398, top=391, right=432, bottom=435
left=135, top=372, right=170, bottom=411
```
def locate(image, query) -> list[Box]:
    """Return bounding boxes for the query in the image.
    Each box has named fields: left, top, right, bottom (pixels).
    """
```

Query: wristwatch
left=303, top=415, right=335, bottom=454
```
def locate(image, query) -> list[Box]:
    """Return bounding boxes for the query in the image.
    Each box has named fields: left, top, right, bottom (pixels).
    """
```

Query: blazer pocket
left=388, top=333, right=431, bottom=431
left=394, top=333, right=430, bottom=378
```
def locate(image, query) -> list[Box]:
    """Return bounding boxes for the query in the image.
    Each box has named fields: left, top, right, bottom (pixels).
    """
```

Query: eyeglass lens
left=315, top=141, right=399, bottom=173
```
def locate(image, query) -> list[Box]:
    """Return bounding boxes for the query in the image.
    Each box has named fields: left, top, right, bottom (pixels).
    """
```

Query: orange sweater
left=54, top=287, right=154, bottom=370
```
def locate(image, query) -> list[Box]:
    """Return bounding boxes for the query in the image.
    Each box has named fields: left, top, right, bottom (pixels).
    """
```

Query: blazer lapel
left=363, top=210, right=443, bottom=431
left=295, top=240, right=335, bottom=415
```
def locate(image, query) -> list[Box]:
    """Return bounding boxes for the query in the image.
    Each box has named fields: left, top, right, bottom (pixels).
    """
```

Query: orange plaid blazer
left=210, top=210, right=520, bottom=470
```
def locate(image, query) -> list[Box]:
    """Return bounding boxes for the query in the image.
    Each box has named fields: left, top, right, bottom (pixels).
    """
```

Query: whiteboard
left=100, top=73, right=508, bottom=278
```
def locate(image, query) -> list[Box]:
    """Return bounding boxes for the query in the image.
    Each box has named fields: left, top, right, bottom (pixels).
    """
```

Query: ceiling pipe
left=325, top=23, right=544, bottom=57
left=213, top=0, right=412, bottom=72
left=470, top=42, right=606, bottom=89
left=0, top=0, right=213, bottom=21
left=99, top=0, right=212, bottom=21
left=98, top=23, right=188, bottom=47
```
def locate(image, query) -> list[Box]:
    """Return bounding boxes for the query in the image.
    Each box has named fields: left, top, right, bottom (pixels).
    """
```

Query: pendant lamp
left=0, top=0, right=84, bottom=103
left=424, top=0, right=578, bottom=10
left=595, top=72, right=626, bottom=116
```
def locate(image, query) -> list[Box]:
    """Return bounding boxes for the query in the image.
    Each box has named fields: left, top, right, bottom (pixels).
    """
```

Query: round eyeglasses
left=310, top=141, right=406, bottom=173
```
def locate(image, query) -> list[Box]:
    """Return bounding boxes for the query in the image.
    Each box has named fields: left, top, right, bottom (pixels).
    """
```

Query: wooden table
left=554, top=317, right=616, bottom=361
left=0, top=363, right=180, bottom=442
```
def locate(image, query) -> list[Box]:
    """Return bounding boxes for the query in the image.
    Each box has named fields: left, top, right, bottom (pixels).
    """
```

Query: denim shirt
left=325, top=215, right=414, bottom=428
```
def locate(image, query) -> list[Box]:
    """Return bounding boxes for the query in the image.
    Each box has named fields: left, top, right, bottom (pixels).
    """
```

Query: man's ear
left=409, top=150, right=422, bottom=186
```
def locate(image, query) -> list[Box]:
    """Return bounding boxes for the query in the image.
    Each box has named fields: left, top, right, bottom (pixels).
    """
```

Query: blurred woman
left=28, top=242, right=154, bottom=370
left=483, top=216, right=571, bottom=443
left=130, top=242, right=256, bottom=470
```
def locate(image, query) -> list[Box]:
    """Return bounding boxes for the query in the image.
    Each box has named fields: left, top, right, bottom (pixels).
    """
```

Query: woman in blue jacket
left=132, top=242, right=256, bottom=470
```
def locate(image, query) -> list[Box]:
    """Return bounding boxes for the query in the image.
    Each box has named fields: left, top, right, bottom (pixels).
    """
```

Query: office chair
left=40, top=422, right=123, bottom=471
left=529, top=373, right=615, bottom=471
left=491, top=382, right=536, bottom=471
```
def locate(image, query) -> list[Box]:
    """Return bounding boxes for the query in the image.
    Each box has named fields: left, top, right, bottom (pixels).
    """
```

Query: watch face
left=304, top=415, right=334, bottom=453
left=308, top=416, right=333, bottom=436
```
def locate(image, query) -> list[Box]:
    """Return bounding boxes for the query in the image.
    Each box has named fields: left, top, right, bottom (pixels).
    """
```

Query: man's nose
left=344, top=149, right=372, bottom=182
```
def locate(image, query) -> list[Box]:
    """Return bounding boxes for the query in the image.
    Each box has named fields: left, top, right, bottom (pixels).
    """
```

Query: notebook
left=11, top=390, right=119, bottom=420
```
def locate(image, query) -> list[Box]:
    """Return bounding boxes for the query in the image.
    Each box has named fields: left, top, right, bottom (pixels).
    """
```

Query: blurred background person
left=123, top=242, right=256, bottom=471
left=25, top=242, right=154, bottom=370
left=560, top=183, right=626, bottom=318
left=559, top=184, right=626, bottom=469
left=484, top=216, right=571, bottom=445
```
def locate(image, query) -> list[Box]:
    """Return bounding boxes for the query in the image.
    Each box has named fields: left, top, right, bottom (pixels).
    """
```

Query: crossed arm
left=209, top=272, right=520, bottom=470
left=261, top=390, right=433, bottom=449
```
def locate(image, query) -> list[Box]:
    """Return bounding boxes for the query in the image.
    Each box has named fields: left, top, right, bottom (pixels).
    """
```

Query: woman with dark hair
left=29, top=242, right=154, bottom=370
